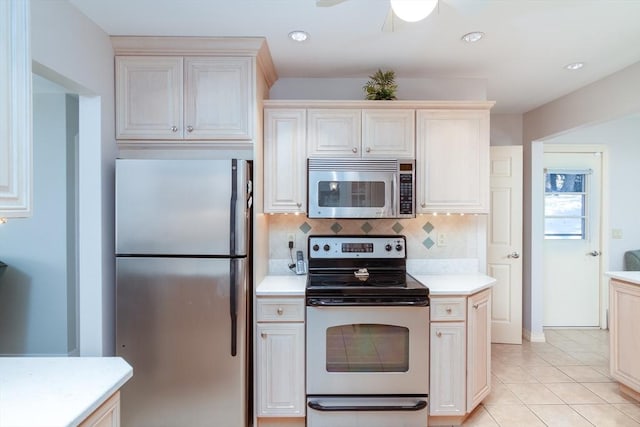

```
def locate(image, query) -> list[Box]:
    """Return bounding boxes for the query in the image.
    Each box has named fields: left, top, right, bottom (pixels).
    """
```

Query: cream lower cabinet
left=416, top=109, right=490, bottom=213
left=256, top=297, right=305, bottom=419
left=79, top=391, right=120, bottom=427
left=263, top=109, right=307, bottom=213
left=429, top=289, right=491, bottom=425
left=610, top=279, right=640, bottom=400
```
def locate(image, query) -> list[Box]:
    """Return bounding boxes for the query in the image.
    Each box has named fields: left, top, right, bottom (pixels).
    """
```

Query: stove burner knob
left=395, top=244, right=403, bottom=251
left=323, top=244, right=330, bottom=252
left=312, top=244, right=320, bottom=252
left=385, top=244, right=392, bottom=252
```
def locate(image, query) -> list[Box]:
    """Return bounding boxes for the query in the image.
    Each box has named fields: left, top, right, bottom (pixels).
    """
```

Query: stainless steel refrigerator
left=115, top=159, right=251, bottom=427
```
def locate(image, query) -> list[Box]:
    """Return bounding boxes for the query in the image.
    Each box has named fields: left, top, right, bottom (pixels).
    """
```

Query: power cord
left=288, top=241, right=296, bottom=272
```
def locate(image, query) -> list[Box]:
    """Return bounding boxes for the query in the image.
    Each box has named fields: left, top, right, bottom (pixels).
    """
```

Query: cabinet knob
left=421, top=203, right=426, bottom=208
left=473, top=304, right=479, bottom=309
left=352, top=147, right=357, bottom=153
left=187, top=125, right=194, bottom=133
left=261, top=332, right=266, bottom=338
left=170, top=126, right=178, bottom=132
left=296, top=202, right=302, bottom=208
left=365, top=147, right=371, bottom=153
left=277, top=307, right=284, bottom=316
left=436, top=331, right=442, bottom=337
left=446, top=307, right=452, bottom=314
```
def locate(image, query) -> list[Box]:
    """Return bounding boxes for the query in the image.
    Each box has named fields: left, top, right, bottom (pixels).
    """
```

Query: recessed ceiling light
left=461, top=31, right=484, bottom=43
left=288, top=30, right=309, bottom=42
left=565, top=62, right=585, bottom=70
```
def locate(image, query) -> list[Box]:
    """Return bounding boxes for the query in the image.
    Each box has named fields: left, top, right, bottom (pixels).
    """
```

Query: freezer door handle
left=307, top=400, right=427, bottom=412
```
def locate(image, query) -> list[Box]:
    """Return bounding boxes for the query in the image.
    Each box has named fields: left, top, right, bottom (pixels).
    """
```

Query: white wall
left=521, top=60, right=640, bottom=338
left=31, top=0, right=116, bottom=356
left=271, top=77, right=487, bottom=101
left=0, top=92, right=73, bottom=355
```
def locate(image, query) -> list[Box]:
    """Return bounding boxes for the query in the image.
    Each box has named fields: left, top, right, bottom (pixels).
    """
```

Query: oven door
left=307, top=169, right=395, bottom=218
left=306, top=304, right=429, bottom=395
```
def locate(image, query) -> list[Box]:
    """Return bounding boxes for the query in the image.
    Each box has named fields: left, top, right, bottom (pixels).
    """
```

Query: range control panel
left=308, top=235, right=406, bottom=259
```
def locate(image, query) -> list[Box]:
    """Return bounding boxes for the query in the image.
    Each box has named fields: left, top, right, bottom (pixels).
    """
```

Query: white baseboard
left=523, top=328, right=546, bottom=342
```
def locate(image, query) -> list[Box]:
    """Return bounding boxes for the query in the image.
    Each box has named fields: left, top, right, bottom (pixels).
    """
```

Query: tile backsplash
left=267, top=214, right=486, bottom=273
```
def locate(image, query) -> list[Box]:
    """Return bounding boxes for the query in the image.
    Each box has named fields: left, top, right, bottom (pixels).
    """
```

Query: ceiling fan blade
left=316, top=0, right=349, bottom=7
left=381, top=7, right=395, bottom=32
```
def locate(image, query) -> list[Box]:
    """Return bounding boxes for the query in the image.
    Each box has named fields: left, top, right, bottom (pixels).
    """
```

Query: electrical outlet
left=612, top=228, right=623, bottom=239
left=437, top=233, right=447, bottom=247
left=287, top=233, right=295, bottom=248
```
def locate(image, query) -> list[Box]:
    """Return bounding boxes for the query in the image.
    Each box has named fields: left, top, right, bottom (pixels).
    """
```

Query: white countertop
left=256, top=274, right=306, bottom=296
left=606, top=271, right=640, bottom=285
left=256, top=273, right=495, bottom=296
left=0, top=357, right=133, bottom=427
left=409, top=273, right=496, bottom=295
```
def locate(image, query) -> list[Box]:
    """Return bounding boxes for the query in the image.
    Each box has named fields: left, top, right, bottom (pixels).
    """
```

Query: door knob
left=589, top=250, right=601, bottom=257
left=508, top=252, right=520, bottom=259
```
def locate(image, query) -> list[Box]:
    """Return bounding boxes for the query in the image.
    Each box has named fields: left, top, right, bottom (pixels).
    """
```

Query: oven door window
left=325, top=324, right=409, bottom=372
left=318, top=181, right=386, bottom=208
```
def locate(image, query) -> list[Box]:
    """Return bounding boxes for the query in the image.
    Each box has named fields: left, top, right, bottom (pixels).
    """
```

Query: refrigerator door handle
left=230, top=258, right=238, bottom=357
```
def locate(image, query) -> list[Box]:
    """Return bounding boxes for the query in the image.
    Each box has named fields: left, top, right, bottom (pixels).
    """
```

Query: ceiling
left=67, top=0, right=640, bottom=114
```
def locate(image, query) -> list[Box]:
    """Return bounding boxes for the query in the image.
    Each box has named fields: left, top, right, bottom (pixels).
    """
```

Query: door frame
left=542, top=144, right=609, bottom=329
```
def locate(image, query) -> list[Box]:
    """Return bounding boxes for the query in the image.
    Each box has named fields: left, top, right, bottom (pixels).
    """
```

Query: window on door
left=544, top=171, right=589, bottom=239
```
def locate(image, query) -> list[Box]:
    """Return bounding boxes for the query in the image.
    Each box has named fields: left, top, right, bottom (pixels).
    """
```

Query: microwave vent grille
left=308, top=158, right=398, bottom=172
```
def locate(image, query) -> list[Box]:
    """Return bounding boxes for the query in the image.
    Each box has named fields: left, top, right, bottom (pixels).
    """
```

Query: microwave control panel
left=398, top=161, right=415, bottom=217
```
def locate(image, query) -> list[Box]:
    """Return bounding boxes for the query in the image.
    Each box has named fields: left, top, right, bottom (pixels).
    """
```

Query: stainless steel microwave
left=307, top=158, right=415, bottom=219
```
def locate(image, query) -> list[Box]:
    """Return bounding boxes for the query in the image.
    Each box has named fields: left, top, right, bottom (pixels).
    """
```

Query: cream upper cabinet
left=362, top=109, right=414, bottom=158
left=307, top=109, right=361, bottom=157
left=416, top=109, right=490, bottom=213
left=0, top=0, right=31, bottom=218
left=307, top=108, right=414, bottom=158
left=263, top=109, right=307, bottom=213
left=116, top=55, right=253, bottom=141
left=116, top=56, right=183, bottom=140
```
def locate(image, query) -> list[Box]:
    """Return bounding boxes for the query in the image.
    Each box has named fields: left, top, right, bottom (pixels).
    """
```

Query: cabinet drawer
left=257, top=298, right=305, bottom=322
left=431, top=297, right=466, bottom=321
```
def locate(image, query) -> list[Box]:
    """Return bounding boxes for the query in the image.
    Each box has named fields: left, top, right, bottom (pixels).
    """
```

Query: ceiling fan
left=316, top=0, right=440, bottom=31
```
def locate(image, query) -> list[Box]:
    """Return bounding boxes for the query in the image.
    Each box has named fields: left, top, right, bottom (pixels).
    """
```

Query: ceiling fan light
left=390, top=0, right=438, bottom=23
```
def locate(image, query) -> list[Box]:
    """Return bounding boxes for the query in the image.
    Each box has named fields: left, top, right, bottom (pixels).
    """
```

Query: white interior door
left=488, top=146, right=523, bottom=344
left=543, top=150, right=602, bottom=327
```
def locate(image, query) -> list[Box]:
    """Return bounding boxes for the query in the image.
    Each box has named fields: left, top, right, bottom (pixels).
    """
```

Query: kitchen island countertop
left=606, top=271, right=640, bottom=285
left=0, top=357, right=132, bottom=427
left=409, top=273, right=496, bottom=295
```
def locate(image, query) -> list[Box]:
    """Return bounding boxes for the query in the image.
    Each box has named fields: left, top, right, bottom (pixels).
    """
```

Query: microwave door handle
left=391, top=175, right=397, bottom=216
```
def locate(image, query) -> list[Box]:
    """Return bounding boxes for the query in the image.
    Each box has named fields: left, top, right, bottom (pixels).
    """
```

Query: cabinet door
left=362, top=109, right=414, bottom=158
left=429, top=322, right=466, bottom=416
left=0, top=0, right=31, bottom=217
left=416, top=110, right=489, bottom=213
left=263, top=109, right=307, bottom=213
left=467, top=289, right=491, bottom=411
left=307, top=109, right=361, bottom=157
left=184, top=57, right=252, bottom=140
left=257, top=323, right=305, bottom=417
left=610, top=280, right=640, bottom=391
left=79, top=391, right=120, bottom=427
left=115, top=56, right=183, bottom=140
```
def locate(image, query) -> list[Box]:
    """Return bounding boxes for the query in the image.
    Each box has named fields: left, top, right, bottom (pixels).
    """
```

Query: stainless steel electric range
left=305, top=235, right=430, bottom=427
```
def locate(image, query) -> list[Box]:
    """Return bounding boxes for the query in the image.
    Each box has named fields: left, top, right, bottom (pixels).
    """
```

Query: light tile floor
left=462, top=329, right=640, bottom=426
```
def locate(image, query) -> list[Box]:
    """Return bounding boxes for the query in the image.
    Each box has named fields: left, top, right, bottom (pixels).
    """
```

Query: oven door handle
left=307, top=299, right=428, bottom=307
left=308, top=400, right=427, bottom=412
